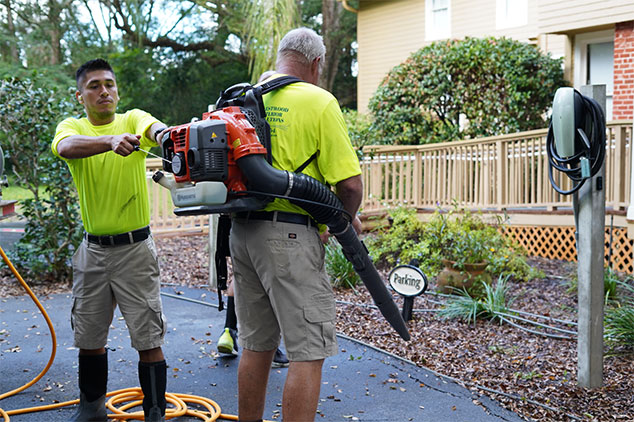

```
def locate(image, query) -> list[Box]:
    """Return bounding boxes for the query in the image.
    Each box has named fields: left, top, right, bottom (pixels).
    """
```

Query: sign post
left=388, top=260, right=428, bottom=321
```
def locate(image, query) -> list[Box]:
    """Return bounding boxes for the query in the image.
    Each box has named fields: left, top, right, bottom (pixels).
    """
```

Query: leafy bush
left=342, top=108, right=376, bottom=157
left=366, top=206, right=541, bottom=282
left=325, top=238, right=361, bottom=289
left=368, top=37, right=567, bottom=145
left=0, top=76, right=83, bottom=283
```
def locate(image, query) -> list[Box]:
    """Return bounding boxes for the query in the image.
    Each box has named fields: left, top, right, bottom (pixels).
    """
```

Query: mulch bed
left=2, top=234, right=632, bottom=421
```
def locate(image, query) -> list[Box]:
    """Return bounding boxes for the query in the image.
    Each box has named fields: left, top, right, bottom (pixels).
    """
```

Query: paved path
left=0, top=286, right=524, bottom=421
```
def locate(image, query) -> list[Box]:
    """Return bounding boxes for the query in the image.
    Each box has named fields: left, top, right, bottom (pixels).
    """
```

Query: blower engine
left=153, top=81, right=411, bottom=341
left=155, top=106, right=273, bottom=213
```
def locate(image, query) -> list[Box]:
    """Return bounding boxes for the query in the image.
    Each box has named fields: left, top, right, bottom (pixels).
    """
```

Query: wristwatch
left=153, top=127, right=166, bottom=143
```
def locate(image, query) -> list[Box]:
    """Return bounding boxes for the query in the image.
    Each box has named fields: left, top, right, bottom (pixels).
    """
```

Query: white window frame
left=425, top=0, right=451, bottom=41
left=495, top=0, right=528, bottom=30
left=574, top=29, right=614, bottom=120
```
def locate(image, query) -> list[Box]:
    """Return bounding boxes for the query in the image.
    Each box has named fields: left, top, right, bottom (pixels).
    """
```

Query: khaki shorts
left=230, top=218, right=337, bottom=362
left=70, top=236, right=165, bottom=351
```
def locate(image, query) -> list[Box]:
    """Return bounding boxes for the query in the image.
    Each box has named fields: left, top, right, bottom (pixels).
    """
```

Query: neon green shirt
left=261, top=76, right=361, bottom=217
left=52, top=109, right=158, bottom=235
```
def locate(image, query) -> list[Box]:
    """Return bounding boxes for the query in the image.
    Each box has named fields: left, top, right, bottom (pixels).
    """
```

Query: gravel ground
left=2, top=234, right=632, bottom=421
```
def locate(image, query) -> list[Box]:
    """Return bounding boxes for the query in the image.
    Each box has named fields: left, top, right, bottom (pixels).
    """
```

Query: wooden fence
left=361, top=121, right=632, bottom=212
left=146, top=160, right=209, bottom=236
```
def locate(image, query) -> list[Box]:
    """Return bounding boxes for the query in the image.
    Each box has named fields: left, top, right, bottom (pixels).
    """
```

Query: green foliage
left=566, top=267, right=629, bottom=302
left=438, top=276, right=514, bottom=324
left=325, top=238, right=361, bottom=289
left=243, top=0, right=301, bottom=83
left=366, top=206, right=541, bottom=282
left=0, top=77, right=83, bottom=282
left=366, top=207, right=428, bottom=268
left=368, top=37, right=567, bottom=145
left=109, top=49, right=250, bottom=125
left=342, top=108, right=375, bottom=158
left=605, top=304, right=634, bottom=348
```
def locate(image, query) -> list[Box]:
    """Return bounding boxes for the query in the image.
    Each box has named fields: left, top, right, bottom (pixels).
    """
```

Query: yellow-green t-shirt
left=51, top=109, right=158, bottom=235
left=261, top=77, right=361, bottom=217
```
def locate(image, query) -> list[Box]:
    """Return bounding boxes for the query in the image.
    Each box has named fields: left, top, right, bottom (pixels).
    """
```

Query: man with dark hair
left=52, top=58, right=169, bottom=422
left=230, top=28, right=363, bottom=422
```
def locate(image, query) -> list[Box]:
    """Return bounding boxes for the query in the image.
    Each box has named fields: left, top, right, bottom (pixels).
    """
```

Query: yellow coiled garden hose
left=0, top=244, right=244, bottom=422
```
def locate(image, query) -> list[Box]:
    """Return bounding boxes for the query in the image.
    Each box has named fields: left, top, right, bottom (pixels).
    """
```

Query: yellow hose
left=0, top=244, right=247, bottom=422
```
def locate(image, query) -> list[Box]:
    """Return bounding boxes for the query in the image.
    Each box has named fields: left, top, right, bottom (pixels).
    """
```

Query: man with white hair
left=229, top=27, right=363, bottom=422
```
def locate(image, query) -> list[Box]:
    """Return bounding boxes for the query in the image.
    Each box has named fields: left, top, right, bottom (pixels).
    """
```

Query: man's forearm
left=336, top=175, right=363, bottom=218
left=56, top=135, right=115, bottom=159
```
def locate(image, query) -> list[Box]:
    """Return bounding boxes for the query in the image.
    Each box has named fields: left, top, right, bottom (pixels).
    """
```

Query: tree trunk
left=2, top=0, right=20, bottom=63
left=319, top=0, right=344, bottom=93
left=46, top=0, right=64, bottom=65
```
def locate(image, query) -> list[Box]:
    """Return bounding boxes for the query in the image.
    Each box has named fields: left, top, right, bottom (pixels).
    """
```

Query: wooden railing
left=146, top=160, right=210, bottom=235
left=361, top=121, right=633, bottom=213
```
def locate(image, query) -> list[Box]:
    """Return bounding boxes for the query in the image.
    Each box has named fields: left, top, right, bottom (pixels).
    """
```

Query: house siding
left=357, top=0, right=425, bottom=113
left=613, top=21, right=634, bottom=119
left=357, top=0, right=567, bottom=113
left=538, top=0, right=634, bottom=34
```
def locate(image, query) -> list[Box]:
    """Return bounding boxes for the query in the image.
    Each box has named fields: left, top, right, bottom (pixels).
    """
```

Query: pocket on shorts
left=147, top=297, right=166, bottom=338
left=144, top=236, right=158, bottom=263
left=303, top=295, right=336, bottom=323
left=302, top=294, right=337, bottom=354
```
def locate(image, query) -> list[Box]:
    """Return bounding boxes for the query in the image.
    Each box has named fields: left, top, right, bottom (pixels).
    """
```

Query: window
left=496, top=0, right=528, bottom=30
left=425, top=0, right=451, bottom=41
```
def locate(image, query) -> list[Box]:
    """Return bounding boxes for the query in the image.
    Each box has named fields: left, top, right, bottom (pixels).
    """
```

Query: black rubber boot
left=70, top=393, right=107, bottom=422
left=70, top=352, right=108, bottom=422
left=138, top=360, right=167, bottom=422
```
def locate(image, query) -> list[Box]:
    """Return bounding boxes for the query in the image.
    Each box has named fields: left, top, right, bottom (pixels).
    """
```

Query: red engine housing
left=162, top=106, right=268, bottom=197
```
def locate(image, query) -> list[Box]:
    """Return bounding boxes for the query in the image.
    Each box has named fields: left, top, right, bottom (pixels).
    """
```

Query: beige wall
left=357, top=0, right=567, bottom=113
left=538, top=0, right=634, bottom=34
left=357, top=0, right=426, bottom=113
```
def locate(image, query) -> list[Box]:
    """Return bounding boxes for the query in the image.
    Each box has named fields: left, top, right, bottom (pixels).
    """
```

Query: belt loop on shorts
left=272, top=210, right=278, bottom=224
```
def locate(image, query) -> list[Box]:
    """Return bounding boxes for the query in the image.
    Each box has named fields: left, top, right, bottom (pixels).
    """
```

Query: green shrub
left=325, top=238, right=362, bottom=290
left=0, top=76, right=83, bottom=283
left=342, top=108, right=376, bottom=159
left=368, top=37, right=567, bottom=145
left=366, top=206, right=540, bottom=282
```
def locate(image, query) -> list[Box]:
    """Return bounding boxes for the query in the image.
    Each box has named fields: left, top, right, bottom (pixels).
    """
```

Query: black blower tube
left=238, top=155, right=411, bottom=341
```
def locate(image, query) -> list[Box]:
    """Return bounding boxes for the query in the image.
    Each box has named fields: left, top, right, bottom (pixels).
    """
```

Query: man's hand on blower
left=111, top=133, right=141, bottom=156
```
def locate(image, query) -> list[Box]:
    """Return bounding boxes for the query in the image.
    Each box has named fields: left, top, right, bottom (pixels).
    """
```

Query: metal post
left=576, top=85, right=605, bottom=388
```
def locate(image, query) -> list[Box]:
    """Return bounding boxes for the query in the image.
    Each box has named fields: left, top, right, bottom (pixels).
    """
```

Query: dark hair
left=75, top=59, right=115, bottom=89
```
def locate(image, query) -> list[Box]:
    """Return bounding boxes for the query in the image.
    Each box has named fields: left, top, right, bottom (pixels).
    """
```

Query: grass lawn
left=2, top=184, right=36, bottom=201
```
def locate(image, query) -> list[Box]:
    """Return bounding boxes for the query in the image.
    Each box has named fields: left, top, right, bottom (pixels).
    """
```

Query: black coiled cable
left=546, top=91, right=606, bottom=195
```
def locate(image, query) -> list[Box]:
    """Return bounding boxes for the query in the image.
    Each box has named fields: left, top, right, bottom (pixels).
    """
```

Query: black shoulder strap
left=257, top=76, right=303, bottom=95
left=295, top=152, right=318, bottom=173
left=257, top=75, right=317, bottom=175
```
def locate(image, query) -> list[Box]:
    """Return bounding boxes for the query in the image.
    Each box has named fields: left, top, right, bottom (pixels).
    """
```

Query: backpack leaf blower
left=153, top=79, right=410, bottom=341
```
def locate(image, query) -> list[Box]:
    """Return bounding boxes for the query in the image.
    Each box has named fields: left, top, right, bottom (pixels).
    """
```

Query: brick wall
left=613, top=20, right=634, bottom=120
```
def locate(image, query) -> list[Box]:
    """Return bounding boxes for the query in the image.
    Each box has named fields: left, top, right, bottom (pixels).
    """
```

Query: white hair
left=277, top=27, right=326, bottom=65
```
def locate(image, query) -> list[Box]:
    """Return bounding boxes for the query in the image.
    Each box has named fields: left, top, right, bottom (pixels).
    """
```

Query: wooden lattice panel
left=503, top=225, right=634, bottom=274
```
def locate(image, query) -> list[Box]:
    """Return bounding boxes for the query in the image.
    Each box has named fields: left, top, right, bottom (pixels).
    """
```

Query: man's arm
left=56, top=133, right=141, bottom=159
left=335, top=174, right=363, bottom=233
left=145, top=122, right=168, bottom=146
